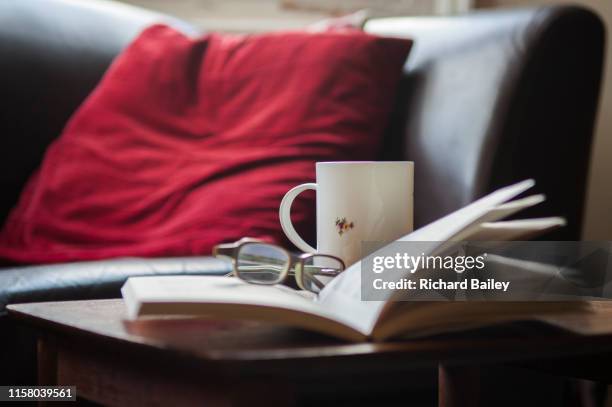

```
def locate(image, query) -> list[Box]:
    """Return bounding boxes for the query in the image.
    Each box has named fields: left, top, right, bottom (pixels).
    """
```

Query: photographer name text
left=372, top=278, right=510, bottom=292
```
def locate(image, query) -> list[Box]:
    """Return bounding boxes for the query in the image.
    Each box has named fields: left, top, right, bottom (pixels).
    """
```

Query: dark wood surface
left=9, top=299, right=612, bottom=406
left=9, top=299, right=612, bottom=369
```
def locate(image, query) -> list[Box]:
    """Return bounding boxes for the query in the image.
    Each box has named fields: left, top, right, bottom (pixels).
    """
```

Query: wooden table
left=8, top=299, right=612, bottom=406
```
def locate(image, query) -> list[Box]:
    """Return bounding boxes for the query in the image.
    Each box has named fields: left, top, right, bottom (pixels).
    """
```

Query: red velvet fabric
left=0, top=25, right=412, bottom=263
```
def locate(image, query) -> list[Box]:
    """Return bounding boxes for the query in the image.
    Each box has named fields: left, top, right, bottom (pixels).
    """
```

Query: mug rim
left=316, top=161, right=413, bottom=166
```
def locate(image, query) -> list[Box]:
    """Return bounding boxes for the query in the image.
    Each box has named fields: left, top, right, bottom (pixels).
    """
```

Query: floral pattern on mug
left=335, top=217, right=354, bottom=236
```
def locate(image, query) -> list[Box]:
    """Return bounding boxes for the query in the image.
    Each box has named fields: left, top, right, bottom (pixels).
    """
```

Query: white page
left=123, top=276, right=315, bottom=316
left=486, top=194, right=545, bottom=219
left=122, top=276, right=370, bottom=339
left=450, top=194, right=545, bottom=241
left=317, top=179, right=537, bottom=335
left=123, top=276, right=365, bottom=330
left=467, top=217, right=566, bottom=241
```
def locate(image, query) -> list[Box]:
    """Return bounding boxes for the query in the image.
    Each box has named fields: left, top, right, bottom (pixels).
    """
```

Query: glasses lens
left=236, top=243, right=290, bottom=284
left=299, top=255, right=345, bottom=294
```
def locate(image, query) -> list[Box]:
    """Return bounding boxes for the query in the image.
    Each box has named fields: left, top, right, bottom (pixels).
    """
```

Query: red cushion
left=0, top=25, right=412, bottom=263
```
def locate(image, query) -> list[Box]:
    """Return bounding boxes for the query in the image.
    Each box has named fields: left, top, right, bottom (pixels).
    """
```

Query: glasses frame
left=213, top=238, right=346, bottom=292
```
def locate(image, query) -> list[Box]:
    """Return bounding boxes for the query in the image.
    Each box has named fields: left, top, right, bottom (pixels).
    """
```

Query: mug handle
left=279, top=183, right=317, bottom=253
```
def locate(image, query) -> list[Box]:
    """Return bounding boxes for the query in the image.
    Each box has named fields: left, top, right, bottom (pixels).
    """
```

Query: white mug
left=279, top=161, right=414, bottom=266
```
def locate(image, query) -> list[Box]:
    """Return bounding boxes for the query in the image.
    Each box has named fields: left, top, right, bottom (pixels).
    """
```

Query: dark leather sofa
left=0, top=0, right=604, bottom=386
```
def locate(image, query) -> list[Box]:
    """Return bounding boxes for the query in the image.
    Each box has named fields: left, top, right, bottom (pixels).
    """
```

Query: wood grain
left=9, top=299, right=612, bottom=406
left=9, top=300, right=612, bottom=370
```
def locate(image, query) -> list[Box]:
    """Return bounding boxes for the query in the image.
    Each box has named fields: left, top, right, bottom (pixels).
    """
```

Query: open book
left=122, top=180, right=585, bottom=342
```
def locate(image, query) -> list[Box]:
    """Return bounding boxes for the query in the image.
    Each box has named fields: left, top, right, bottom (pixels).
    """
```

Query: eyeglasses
left=212, top=238, right=346, bottom=293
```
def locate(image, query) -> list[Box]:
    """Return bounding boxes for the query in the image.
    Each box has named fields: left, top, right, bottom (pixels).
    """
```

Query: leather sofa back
left=0, top=0, right=195, bottom=221
left=366, top=7, right=605, bottom=238
left=0, top=1, right=605, bottom=240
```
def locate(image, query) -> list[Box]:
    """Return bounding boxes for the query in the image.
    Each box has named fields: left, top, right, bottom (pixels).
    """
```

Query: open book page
left=444, top=194, right=544, bottom=242
left=317, top=179, right=538, bottom=337
left=477, top=194, right=545, bottom=223
left=397, top=180, right=536, bottom=242
left=313, top=265, right=386, bottom=336
left=122, top=276, right=368, bottom=341
left=371, top=301, right=590, bottom=341
left=537, top=301, right=612, bottom=336
left=468, top=254, right=587, bottom=300
left=468, top=217, right=566, bottom=241
left=367, top=254, right=590, bottom=339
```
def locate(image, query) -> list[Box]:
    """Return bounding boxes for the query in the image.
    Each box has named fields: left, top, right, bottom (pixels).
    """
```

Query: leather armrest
left=0, top=256, right=230, bottom=385
left=0, top=257, right=231, bottom=314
